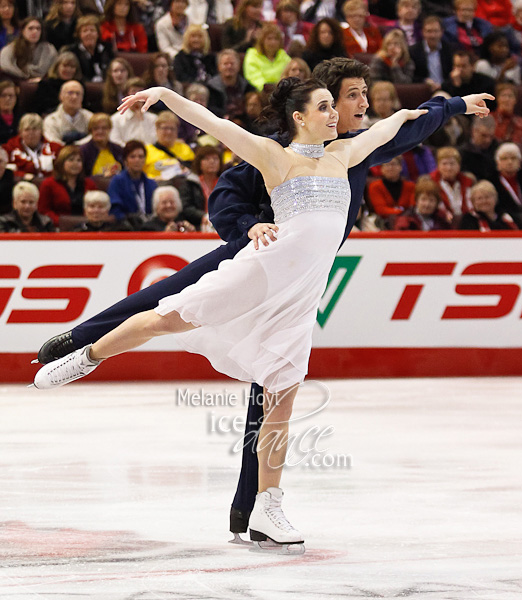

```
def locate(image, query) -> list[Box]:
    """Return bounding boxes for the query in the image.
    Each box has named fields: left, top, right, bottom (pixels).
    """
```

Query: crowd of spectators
left=1, top=0, right=522, bottom=234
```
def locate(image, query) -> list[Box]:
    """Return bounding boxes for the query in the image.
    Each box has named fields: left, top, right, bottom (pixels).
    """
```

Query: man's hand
left=450, top=67, right=462, bottom=87
left=425, top=78, right=441, bottom=92
left=248, top=222, right=279, bottom=250
left=462, top=93, right=495, bottom=118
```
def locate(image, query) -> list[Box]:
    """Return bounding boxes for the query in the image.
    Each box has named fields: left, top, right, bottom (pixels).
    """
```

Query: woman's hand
left=400, top=108, right=429, bottom=121
left=118, top=87, right=163, bottom=114
left=462, top=93, right=495, bottom=118
left=248, top=222, right=279, bottom=250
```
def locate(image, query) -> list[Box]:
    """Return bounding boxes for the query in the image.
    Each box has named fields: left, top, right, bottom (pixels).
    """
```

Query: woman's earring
left=301, top=122, right=305, bottom=127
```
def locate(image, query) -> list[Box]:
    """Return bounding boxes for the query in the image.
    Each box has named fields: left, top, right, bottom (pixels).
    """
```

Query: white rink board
left=1, top=234, right=522, bottom=353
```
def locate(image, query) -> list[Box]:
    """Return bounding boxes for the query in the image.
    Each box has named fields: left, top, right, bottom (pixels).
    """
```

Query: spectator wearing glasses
left=144, top=111, right=194, bottom=181
left=0, top=79, right=19, bottom=144
left=3, top=113, right=62, bottom=180
left=43, top=80, right=93, bottom=144
left=0, top=146, right=14, bottom=214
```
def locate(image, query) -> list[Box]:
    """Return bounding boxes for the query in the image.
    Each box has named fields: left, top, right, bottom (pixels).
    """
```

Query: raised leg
left=38, top=243, right=241, bottom=363
left=90, top=309, right=196, bottom=361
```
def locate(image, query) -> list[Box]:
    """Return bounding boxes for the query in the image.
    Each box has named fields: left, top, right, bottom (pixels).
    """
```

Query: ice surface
left=0, top=378, right=521, bottom=599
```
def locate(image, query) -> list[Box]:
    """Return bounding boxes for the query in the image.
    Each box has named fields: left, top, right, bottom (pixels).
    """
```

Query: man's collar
left=423, top=39, right=441, bottom=53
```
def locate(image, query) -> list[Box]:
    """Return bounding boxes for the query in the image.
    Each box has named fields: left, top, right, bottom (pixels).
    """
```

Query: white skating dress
left=155, top=145, right=351, bottom=393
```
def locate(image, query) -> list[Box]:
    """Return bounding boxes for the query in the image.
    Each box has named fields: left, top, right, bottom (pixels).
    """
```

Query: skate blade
left=249, top=540, right=305, bottom=555
left=228, top=533, right=253, bottom=547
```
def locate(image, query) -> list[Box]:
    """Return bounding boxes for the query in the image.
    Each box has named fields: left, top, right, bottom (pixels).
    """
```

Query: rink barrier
left=1, top=231, right=522, bottom=383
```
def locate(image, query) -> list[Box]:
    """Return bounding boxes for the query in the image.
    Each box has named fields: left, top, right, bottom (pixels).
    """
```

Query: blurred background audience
left=1, top=0, right=522, bottom=235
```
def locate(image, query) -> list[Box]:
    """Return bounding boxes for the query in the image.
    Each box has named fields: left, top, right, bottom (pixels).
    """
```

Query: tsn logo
left=382, top=261, right=522, bottom=320
left=0, top=255, right=189, bottom=324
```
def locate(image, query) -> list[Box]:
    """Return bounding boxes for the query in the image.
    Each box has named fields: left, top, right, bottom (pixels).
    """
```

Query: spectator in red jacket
left=100, top=0, right=148, bottom=53
left=430, top=146, right=474, bottom=222
left=276, top=0, right=313, bottom=53
left=491, top=82, right=522, bottom=146
left=476, top=0, right=513, bottom=28
left=341, top=0, right=382, bottom=57
left=2, top=113, right=62, bottom=180
left=367, top=155, right=415, bottom=226
left=395, top=176, right=451, bottom=231
left=38, top=144, right=97, bottom=226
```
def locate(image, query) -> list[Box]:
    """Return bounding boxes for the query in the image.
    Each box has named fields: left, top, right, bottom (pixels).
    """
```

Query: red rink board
left=2, top=231, right=522, bottom=383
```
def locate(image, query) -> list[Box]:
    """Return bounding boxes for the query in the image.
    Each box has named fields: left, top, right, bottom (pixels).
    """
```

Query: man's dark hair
left=422, top=15, right=442, bottom=28
left=453, top=49, right=476, bottom=65
left=312, top=58, right=370, bottom=102
left=123, top=140, right=146, bottom=161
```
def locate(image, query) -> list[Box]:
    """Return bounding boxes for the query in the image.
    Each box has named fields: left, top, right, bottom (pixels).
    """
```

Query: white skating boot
left=248, top=487, right=305, bottom=554
left=33, top=345, right=101, bottom=389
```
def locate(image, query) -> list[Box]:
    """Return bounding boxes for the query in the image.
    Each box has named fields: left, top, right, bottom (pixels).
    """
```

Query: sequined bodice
left=270, top=176, right=350, bottom=224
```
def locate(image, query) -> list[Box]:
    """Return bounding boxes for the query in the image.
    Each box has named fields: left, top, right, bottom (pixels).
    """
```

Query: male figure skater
left=36, top=58, right=491, bottom=547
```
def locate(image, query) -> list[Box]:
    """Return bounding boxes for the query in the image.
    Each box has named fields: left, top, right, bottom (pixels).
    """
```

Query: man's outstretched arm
left=366, top=94, right=493, bottom=167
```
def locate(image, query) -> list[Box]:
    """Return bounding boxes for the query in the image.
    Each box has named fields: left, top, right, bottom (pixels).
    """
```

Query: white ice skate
left=33, top=345, right=100, bottom=389
left=248, top=487, right=305, bottom=555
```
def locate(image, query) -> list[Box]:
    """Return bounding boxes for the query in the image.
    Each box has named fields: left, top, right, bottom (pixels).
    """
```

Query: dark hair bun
left=270, top=77, right=301, bottom=112
left=259, top=77, right=327, bottom=136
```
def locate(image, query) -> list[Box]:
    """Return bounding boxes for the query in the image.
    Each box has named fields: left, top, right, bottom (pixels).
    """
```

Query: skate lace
left=48, top=353, right=85, bottom=383
left=265, top=499, right=295, bottom=532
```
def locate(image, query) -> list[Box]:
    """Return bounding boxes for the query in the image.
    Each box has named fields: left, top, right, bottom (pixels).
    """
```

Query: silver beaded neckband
left=289, top=141, right=325, bottom=158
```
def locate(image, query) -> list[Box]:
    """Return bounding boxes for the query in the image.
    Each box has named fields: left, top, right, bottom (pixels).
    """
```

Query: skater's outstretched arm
left=328, top=109, right=428, bottom=169
left=365, top=93, right=496, bottom=167
left=118, top=88, right=289, bottom=188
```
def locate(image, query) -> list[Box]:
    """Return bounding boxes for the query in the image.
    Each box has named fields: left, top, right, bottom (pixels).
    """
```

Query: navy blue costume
left=70, top=96, right=466, bottom=516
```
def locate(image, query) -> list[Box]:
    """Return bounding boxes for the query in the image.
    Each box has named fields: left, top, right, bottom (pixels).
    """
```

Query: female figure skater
left=34, top=77, right=428, bottom=550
